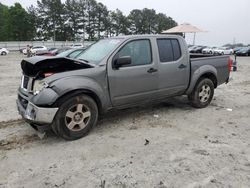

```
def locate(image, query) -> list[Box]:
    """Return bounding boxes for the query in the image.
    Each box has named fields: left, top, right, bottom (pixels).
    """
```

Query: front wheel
left=188, top=78, right=214, bottom=108
left=52, top=94, right=98, bottom=140
left=1, top=52, right=7, bottom=55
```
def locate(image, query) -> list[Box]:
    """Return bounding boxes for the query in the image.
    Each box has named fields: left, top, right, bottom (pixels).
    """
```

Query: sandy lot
left=0, top=53, right=250, bottom=188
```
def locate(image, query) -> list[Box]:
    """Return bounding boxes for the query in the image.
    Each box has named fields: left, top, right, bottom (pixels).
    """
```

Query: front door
left=108, top=39, right=158, bottom=107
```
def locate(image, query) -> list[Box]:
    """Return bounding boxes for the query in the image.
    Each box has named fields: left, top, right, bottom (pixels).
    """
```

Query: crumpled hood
left=21, top=56, right=94, bottom=77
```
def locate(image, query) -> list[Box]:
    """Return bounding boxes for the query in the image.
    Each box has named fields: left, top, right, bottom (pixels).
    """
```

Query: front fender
left=51, top=76, right=110, bottom=110
left=31, top=88, right=59, bottom=106
left=186, top=65, right=217, bottom=95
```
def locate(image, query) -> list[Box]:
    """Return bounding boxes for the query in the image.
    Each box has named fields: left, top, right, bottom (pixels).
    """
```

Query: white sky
left=1, top=0, right=250, bottom=46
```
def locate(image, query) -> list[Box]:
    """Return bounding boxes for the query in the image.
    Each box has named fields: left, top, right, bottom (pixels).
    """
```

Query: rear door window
left=171, top=39, right=182, bottom=60
left=157, top=39, right=182, bottom=63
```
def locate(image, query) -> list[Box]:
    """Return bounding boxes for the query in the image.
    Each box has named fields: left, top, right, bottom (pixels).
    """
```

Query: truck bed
left=190, top=54, right=230, bottom=87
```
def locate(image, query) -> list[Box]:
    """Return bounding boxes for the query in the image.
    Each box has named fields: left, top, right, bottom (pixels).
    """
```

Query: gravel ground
left=0, top=53, right=250, bottom=188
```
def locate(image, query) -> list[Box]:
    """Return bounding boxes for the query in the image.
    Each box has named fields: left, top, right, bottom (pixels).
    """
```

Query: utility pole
left=53, top=23, right=56, bottom=47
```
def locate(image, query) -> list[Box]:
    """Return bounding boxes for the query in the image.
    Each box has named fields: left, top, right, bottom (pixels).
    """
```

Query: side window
left=157, top=39, right=182, bottom=62
left=116, top=39, right=152, bottom=66
left=171, top=39, right=182, bottom=60
left=157, top=39, right=173, bottom=62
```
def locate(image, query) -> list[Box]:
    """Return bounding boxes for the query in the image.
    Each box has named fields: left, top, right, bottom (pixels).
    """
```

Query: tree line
left=0, top=0, right=177, bottom=41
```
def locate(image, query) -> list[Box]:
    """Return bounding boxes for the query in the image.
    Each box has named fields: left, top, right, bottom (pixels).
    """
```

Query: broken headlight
left=33, top=80, right=48, bottom=95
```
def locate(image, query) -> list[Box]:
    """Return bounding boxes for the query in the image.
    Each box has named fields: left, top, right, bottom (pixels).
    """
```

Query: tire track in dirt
left=0, top=119, right=24, bottom=129
left=0, top=134, right=39, bottom=151
left=0, top=119, right=40, bottom=151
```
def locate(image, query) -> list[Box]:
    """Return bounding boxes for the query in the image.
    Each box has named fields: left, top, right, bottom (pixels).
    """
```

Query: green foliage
left=0, top=3, right=9, bottom=41
left=36, top=0, right=66, bottom=40
left=128, top=9, right=177, bottom=35
left=0, top=1, right=178, bottom=41
left=0, top=3, right=35, bottom=41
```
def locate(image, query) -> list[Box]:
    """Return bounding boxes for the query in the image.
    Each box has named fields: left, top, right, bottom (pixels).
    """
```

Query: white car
left=214, top=47, right=234, bottom=55
left=202, top=47, right=217, bottom=54
left=23, top=46, right=48, bottom=55
left=0, top=48, right=9, bottom=55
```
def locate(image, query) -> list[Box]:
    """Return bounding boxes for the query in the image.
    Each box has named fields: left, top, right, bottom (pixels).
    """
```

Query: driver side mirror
left=113, top=56, right=132, bottom=69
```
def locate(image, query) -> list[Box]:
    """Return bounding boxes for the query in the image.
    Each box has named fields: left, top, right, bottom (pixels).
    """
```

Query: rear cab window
left=157, top=38, right=182, bottom=63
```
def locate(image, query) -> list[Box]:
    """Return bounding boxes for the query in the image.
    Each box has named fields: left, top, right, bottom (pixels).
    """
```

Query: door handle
left=147, top=68, right=158, bottom=73
left=178, top=64, right=187, bottom=69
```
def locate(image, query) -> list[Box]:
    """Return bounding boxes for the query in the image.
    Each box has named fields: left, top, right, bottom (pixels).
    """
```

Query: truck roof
left=108, top=34, right=183, bottom=40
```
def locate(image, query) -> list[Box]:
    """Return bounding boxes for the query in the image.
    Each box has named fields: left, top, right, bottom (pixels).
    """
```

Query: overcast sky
left=1, top=0, right=250, bottom=46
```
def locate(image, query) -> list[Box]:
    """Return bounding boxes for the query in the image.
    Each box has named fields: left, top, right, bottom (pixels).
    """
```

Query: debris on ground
left=153, top=114, right=159, bottom=118
left=144, top=139, right=150, bottom=146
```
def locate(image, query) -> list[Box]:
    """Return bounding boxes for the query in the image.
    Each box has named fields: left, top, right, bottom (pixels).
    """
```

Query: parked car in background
left=19, top=47, right=26, bottom=54
left=188, top=45, right=199, bottom=53
left=0, top=48, right=9, bottom=55
left=214, top=47, right=234, bottom=55
left=41, top=47, right=71, bottom=56
left=56, top=48, right=86, bottom=59
left=190, top=46, right=207, bottom=53
left=236, top=47, right=250, bottom=56
left=202, top=47, right=217, bottom=54
left=70, top=44, right=84, bottom=48
left=23, top=46, right=48, bottom=55
left=31, top=46, right=48, bottom=55
left=233, top=47, right=244, bottom=54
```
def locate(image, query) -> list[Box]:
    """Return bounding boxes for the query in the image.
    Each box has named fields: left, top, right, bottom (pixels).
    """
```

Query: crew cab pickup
left=17, top=35, right=232, bottom=140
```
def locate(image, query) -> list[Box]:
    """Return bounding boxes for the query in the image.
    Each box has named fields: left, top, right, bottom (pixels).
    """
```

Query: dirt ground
left=0, top=53, right=250, bottom=188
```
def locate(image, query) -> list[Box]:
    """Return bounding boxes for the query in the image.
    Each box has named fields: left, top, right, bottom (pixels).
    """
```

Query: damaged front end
left=17, top=56, right=94, bottom=131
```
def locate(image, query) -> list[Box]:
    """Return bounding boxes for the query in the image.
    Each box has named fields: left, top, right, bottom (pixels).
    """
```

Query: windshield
left=76, top=39, right=122, bottom=64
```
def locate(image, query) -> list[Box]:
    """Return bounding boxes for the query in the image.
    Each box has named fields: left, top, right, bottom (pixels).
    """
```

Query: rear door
left=107, top=38, right=158, bottom=107
left=156, top=37, right=190, bottom=97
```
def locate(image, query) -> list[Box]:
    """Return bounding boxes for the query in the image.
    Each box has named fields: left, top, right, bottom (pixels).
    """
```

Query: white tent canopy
left=162, top=23, right=206, bottom=45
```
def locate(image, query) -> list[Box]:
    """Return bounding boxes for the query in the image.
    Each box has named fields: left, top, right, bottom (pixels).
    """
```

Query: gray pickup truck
left=17, top=35, right=232, bottom=140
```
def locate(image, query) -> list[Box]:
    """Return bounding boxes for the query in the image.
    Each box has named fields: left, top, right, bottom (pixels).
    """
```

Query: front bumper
left=16, top=98, right=58, bottom=125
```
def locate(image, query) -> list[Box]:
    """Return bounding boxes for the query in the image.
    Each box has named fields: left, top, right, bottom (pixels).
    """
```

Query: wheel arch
left=186, top=66, right=218, bottom=95
left=198, top=72, right=217, bottom=88
left=54, top=89, right=103, bottom=114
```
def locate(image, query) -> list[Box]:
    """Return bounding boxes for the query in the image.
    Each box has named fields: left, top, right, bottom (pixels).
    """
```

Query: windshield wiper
left=78, top=58, right=89, bottom=63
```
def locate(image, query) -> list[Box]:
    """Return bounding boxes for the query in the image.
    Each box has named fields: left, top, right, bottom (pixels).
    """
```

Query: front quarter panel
left=50, top=76, right=111, bottom=111
left=31, top=88, right=59, bottom=106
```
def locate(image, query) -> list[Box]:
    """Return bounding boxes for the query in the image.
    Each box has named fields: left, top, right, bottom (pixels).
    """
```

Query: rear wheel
left=1, top=52, right=7, bottom=55
left=188, top=78, right=214, bottom=108
left=52, top=94, right=98, bottom=140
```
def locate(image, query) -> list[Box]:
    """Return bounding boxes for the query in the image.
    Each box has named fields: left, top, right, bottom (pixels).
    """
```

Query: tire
left=52, top=94, right=98, bottom=140
left=1, top=52, right=7, bottom=55
left=188, top=78, right=214, bottom=108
